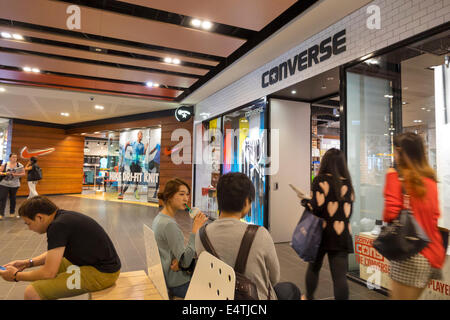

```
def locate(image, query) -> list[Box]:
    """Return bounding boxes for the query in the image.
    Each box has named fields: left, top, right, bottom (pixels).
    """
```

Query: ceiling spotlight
left=23, top=66, right=32, bottom=72
left=327, top=77, right=334, bottom=81
left=60, top=112, right=70, bottom=117
left=191, top=19, right=202, bottom=27
left=172, top=58, right=180, bottom=65
left=152, top=83, right=159, bottom=88
left=291, top=90, right=296, bottom=94
left=1, top=32, right=11, bottom=39
left=421, top=107, right=426, bottom=110
left=164, top=57, right=172, bottom=64
left=0, top=87, right=5, bottom=92
left=426, top=109, right=431, bottom=112
left=413, top=120, right=423, bottom=123
left=31, top=68, right=40, bottom=73
left=384, top=94, right=394, bottom=98
left=146, top=81, right=153, bottom=87
left=365, top=58, right=379, bottom=65
left=94, top=131, right=100, bottom=134
left=402, top=101, right=408, bottom=105
left=95, top=105, right=104, bottom=110
left=202, top=21, right=212, bottom=30
left=12, top=34, right=23, bottom=40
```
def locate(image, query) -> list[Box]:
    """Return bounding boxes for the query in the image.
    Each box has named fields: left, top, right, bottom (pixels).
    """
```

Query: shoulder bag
left=373, top=180, right=430, bottom=261
left=291, top=207, right=323, bottom=263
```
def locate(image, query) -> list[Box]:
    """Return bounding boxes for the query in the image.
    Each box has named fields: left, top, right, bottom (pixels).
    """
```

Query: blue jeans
left=169, top=281, right=190, bottom=298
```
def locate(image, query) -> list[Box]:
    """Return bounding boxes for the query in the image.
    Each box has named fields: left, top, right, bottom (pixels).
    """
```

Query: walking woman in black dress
left=299, top=148, right=355, bottom=300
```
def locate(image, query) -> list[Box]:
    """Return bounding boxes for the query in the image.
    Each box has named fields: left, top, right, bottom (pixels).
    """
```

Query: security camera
left=89, top=96, right=94, bottom=101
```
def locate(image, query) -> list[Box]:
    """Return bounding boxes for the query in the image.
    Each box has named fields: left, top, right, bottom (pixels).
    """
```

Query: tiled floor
left=0, top=195, right=386, bottom=300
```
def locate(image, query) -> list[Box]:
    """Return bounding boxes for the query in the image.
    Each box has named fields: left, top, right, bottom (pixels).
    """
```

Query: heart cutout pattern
left=343, top=202, right=351, bottom=218
left=316, top=192, right=325, bottom=207
left=319, top=181, right=329, bottom=196
left=341, top=185, right=348, bottom=198
left=327, top=201, right=338, bottom=217
left=333, top=221, right=345, bottom=236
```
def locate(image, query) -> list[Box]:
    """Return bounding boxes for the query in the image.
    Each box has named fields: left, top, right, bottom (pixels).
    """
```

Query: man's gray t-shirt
left=0, top=162, right=24, bottom=188
left=195, top=218, right=280, bottom=300
left=152, top=212, right=196, bottom=288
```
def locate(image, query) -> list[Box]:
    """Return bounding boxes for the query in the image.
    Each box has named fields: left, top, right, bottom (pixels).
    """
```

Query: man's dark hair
left=19, top=196, right=58, bottom=220
left=217, top=172, right=255, bottom=213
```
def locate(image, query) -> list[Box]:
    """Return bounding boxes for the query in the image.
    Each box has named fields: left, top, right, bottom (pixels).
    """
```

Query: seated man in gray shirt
left=195, top=172, right=300, bottom=300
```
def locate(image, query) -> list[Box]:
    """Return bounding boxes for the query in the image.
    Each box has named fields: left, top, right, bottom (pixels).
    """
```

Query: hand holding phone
left=289, top=184, right=311, bottom=200
left=0, top=266, right=6, bottom=271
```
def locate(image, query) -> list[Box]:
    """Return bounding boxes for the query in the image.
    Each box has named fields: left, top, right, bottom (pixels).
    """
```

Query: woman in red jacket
left=383, top=132, right=445, bottom=300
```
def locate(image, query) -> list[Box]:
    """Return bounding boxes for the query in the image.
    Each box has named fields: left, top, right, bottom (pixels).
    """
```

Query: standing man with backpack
left=194, top=172, right=301, bottom=300
left=25, top=157, right=42, bottom=199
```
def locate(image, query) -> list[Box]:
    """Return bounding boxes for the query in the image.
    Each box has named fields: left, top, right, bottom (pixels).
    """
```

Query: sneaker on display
left=117, top=194, right=124, bottom=200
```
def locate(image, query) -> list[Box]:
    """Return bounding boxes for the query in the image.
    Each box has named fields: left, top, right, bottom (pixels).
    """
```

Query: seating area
left=90, top=224, right=236, bottom=300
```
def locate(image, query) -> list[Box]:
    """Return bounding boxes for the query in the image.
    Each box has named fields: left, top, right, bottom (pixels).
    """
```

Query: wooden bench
left=90, top=270, right=163, bottom=300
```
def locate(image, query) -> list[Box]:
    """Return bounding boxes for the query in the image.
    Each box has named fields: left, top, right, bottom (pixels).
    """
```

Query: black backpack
left=29, top=164, right=42, bottom=181
left=199, top=224, right=265, bottom=300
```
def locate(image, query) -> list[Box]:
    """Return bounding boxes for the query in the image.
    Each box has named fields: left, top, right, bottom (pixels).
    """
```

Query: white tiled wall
left=195, top=0, right=450, bottom=121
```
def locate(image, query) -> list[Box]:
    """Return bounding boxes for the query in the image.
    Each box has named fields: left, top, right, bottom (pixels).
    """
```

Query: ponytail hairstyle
left=318, top=148, right=354, bottom=201
left=157, top=178, right=190, bottom=204
left=393, top=132, right=437, bottom=198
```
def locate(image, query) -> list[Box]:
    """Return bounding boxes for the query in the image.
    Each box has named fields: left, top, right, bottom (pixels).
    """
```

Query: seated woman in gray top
left=152, top=178, right=207, bottom=298
left=195, top=172, right=301, bottom=300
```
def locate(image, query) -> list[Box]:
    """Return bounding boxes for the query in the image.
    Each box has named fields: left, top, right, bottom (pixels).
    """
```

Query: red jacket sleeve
left=383, top=171, right=403, bottom=222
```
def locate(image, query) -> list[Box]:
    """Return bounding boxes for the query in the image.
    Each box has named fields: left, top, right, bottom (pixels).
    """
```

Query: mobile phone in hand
left=0, top=266, right=6, bottom=270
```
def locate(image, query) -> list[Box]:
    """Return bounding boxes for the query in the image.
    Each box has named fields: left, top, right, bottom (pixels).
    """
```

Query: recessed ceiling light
left=413, top=120, right=423, bottom=123
left=191, top=19, right=202, bottom=27
left=202, top=21, right=212, bottom=30
left=291, top=90, right=296, bottom=94
left=164, top=57, right=172, bottom=63
left=1, top=32, right=11, bottom=39
left=31, top=68, right=40, bottom=73
left=81, top=133, right=86, bottom=135
left=0, top=87, right=5, bottom=92
left=426, top=109, right=431, bottom=112
left=23, top=67, right=32, bottom=72
left=94, top=131, right=100, bottom=134
left=12, top=34, right=23, bottom=40
left=327, top=77, right=334, bottom=81
left=402, top=101, right=408, bottom=105
left=145, top=81, right=153, bottom=87
left=60, top=112, right=70, bottom=117
left=153, top=83, right=159, bottom=88
left=172, top=58, right=180, bottom=65
left=95, top=105, right=104, bottom=110
left=421, top=107, right=426, bottom=110
left=365, top=58, right=379, bottom=65
left=384, top=94, right=394, bottom=98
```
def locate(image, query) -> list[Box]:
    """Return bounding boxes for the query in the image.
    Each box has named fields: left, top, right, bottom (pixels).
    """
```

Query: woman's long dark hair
left=318, top=148, right=354, bottom=200
left=394, top=132, right=436, bottom=198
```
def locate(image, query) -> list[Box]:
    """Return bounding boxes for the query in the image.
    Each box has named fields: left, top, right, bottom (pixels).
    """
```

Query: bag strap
left=397, top=172, right=411, bottom=210
left=234, top=224, right=259, bottom=274
left=199, top=225, right=221, bottom=259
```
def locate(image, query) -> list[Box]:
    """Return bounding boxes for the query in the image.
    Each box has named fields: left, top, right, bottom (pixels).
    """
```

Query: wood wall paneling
left=10, top=123, right=85, bottom=196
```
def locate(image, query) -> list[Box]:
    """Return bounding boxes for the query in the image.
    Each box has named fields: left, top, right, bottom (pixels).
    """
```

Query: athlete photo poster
left=116, top=128, right=161, bottom=202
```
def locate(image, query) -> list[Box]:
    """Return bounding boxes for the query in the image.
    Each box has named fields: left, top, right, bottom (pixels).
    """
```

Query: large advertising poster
left=112, top=127, right=161, bottom=203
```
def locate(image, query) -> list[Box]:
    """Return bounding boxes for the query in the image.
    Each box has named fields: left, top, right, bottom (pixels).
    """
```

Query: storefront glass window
left=0, top=118, right=11, bottom=162
left=345, top=29, right=449, bottom=290
left=222, top=100, right=268, bottom=226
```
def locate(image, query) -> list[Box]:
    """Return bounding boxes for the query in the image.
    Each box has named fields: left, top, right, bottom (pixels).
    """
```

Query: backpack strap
left=234, top=224, right=259, bottom=274
left=199, top=225, right=220, bottom=259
